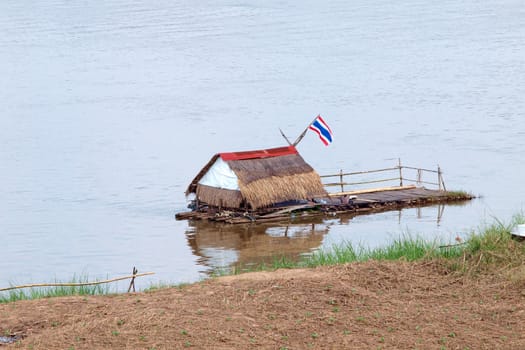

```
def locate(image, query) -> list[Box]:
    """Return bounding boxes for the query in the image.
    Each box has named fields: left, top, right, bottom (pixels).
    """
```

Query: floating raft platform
left=175, top=185, right=474, bottom=224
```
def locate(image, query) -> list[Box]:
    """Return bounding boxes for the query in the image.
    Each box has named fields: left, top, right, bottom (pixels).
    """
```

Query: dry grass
left=230, top=153, right=315, bottom=183
left=1, top=261, right=524, bottom=349
left=239, top=171, right=326, bottom=209
left=452, top=216, right=525, bottom=288
left=195, top=184, right=244, bottom=208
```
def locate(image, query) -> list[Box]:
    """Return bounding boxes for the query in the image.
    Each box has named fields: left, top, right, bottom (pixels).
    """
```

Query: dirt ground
left=1, top=260, right=524, bottom=349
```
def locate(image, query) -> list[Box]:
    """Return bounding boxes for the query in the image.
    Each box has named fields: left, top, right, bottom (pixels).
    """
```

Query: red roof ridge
left=219, top=146, right=298, bottom=161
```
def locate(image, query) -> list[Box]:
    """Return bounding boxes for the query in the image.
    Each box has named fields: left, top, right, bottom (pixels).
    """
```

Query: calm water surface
left=1, top=0, right=524, bottom=290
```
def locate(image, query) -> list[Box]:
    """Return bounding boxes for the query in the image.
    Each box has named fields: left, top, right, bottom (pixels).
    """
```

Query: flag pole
left=293, top=115, right=319, bottom=146
left=279, top=128, right=293, bottom=146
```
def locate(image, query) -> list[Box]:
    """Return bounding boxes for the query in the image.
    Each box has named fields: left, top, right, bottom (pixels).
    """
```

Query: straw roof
left=196, top=184, right=244, bottom=208
left=186, top=146, right=327, bottom=209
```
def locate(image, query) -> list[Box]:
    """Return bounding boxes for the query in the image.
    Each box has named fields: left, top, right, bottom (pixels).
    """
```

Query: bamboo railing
left=320, top=158, right=446, bottom=194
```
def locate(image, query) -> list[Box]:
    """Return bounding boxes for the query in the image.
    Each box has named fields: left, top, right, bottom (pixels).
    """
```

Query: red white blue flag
left=308, top=115, right=333, bottom=146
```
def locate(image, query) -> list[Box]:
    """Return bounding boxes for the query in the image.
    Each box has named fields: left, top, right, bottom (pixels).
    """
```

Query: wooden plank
left=358, top=192, right=404, bottom=202
left=357, top=188, right=446, bottom=202
left=327, top=185, right=416, bottom=197
left=261, top=204, right=317, bottom=218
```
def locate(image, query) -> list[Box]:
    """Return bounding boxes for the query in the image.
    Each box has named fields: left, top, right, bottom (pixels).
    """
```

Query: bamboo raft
left=176, top=160, right=474, bottom=224
left=176, top=185, right=474, bottom=224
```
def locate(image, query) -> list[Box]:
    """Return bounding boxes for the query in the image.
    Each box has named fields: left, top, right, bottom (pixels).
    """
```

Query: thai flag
left=308, top=115, right=333, bottom=146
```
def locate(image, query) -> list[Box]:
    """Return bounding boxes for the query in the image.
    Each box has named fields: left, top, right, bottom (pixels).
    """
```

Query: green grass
left=0, top=276, right=113, bottom=303
left=143, top=281, right=186, bottom=292
left=455, top=212, right=525, bottom=275
left=443, top=190, right=475, bottom=200
left=218, top=212, right=525, bottom=280
left=1, top=277, right=195, bottom=303
left=211, top=255, right=299, bottom=277
left=302, top=233, right=461, bottom=268
left=221, top=233, right=463, bottom=274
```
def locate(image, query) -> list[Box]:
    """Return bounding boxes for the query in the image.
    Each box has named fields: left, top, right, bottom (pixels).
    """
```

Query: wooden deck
left=350, top=187, right=455, bottom=206
left=175, top=186, right=474, bottom=224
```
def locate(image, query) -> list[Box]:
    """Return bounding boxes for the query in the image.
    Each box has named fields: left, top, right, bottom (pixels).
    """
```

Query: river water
left=1, top=0, right=524, bottom=291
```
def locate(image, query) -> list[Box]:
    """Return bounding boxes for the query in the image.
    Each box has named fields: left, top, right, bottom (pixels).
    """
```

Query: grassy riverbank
left=227, top=212, right=525, bottom=278
left=2, top=213, right=524, bottom=304
left=2, top=215, right=525, bottom=349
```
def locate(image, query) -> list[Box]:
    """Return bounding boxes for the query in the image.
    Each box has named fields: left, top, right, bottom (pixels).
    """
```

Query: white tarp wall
left=198, top=157, right=240, bottom=190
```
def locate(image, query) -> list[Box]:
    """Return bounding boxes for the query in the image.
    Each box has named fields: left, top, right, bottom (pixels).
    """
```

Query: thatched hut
left=185, top=146, right=327, bottom=210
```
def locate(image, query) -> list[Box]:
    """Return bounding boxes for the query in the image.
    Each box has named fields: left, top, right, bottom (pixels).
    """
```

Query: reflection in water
left=331, top=201, right=469, bottom=228
left=184, top=201, right=469, bottom=274
left=385, top=201, right=471, bottom=227
left=185, top=217, right=330, bottom=274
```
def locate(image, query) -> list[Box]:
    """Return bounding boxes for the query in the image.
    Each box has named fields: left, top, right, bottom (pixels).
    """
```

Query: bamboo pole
left=402, top=165, right=439, bottom=173
left=0, top=272, right=155, bottom=292
left=279, top=128, right=292, bottom=146
left=293, top=115, right=319, bottom=146
left=401, top=178, right=439, bottom=186
left=324, top=177, right=400, bottom=187
left=438, top=165, right=442, bottom=191
left=398, top=158, right=403, bottom=187
left=128, top=267, right=138, bottom=293
left=438, top=165, right=447, bottom=191
left=320, top=162, right=446, bottom=191
left=319, top=166, right=399, bottom=178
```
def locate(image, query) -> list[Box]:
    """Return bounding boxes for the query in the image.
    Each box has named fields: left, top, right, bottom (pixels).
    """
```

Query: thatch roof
left=186, top=146, right=327, bottom=209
